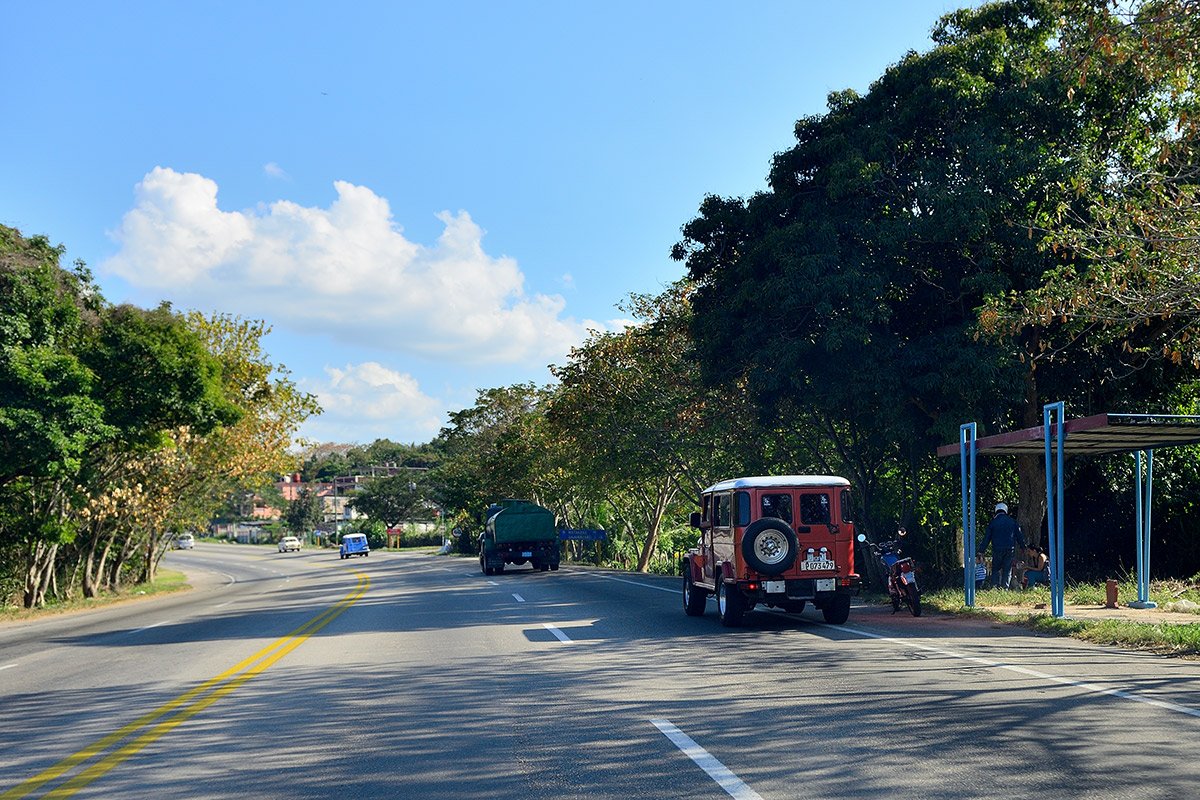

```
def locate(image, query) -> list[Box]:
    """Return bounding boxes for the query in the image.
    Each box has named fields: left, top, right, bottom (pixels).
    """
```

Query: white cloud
left=263, top=162, right=289, bottom=179
left=103, top=167, right=600, bottom=365
left=300, top=361, right=445, bottom=444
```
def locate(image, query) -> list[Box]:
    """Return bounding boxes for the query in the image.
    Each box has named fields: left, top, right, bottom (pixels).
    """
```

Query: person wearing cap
left=979, top=502, right=1025, bottom=589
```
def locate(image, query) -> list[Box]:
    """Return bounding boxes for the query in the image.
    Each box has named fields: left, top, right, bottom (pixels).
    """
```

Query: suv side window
left=840, top=489, right=853, bottom=523
left=715, top=494, right=731, bottom=528
left=799, top=493, right=832, bottom=525
left=761, top=493, right=793, bottom=523
left=736, top=492, right=751, bottom=526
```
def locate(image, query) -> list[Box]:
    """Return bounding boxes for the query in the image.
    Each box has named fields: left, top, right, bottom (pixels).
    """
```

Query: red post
left=1105, top=579, right=1119, bottom=609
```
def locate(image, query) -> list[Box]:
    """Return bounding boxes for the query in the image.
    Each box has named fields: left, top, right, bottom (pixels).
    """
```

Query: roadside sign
left=559, top=528, right=607, bottom=541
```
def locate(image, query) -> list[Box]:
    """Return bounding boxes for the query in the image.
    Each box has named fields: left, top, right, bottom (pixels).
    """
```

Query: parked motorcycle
left=857, top=529, right=921, bottom=617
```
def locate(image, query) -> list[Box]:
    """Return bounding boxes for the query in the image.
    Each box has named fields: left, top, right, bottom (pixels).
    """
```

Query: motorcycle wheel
left=890, top=588, right=901, bottom=613
left=906, top=582, right=922, bottom=617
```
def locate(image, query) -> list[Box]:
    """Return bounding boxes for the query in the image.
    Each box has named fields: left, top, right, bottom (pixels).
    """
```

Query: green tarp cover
left=488, top=500, right=557, bottom=544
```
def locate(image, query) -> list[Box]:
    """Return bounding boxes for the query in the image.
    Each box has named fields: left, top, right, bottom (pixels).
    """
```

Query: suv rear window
left=799, top=493, right=832, bottom=525
left=761, top=493, right=793, bottom=523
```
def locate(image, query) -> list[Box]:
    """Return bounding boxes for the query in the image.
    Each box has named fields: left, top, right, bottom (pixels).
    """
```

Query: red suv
left=682, top=476, right=860, bottom=626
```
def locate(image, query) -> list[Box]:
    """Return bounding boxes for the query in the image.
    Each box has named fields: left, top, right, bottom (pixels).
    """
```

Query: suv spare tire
left=740, top=518, right=799, bottom=575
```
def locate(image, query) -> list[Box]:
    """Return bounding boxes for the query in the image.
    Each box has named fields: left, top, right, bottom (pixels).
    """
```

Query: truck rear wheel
left=718, top=580, right=745, bottom=627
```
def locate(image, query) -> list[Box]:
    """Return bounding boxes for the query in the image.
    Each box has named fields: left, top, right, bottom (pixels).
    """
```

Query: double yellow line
left=2, top=572, right=369, bottom=799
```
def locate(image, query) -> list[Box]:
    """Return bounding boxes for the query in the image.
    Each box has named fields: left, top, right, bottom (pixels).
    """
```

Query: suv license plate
left=521, top=551, right=533, bottom=558
left=801, top=560, right=836, bottom=571
left=816, top=578, right=836, bottom=592
left=764, top=580, right=786, bottom=594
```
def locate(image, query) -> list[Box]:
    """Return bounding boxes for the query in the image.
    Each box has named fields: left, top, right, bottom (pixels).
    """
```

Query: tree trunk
left=1016, top=364, right=1048, bottom=548
left=23, top=542, right=58, bottom=608
left=635, top=478, right=675, bottom=572
left=1016, top=455, right=1047, bottom=549
left=141, top=529, right=158, bottom=584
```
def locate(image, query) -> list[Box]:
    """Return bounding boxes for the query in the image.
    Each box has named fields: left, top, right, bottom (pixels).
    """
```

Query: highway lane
left=2, top=546, right=1199, bottom=799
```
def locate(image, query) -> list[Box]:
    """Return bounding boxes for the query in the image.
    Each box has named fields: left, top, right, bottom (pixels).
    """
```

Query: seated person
left=974, top=554, right=988, bottom=590
left=1020, top=546, right=1050, bottom=588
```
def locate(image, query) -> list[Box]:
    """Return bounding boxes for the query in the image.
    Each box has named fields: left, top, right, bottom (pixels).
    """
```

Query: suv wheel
left=718, top=580, right=745, bottom=627
left=821, top=593, right=852, bottom=625
left=740, top=518, right=799, bottom=575
left=683, top=571, right=707, bottom=616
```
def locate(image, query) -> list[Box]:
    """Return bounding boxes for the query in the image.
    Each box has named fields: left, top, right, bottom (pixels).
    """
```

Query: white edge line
left=486, top=580, right=500, bottom=586
left=811, top=620, right=1200, bottom=719
left=578, top=568, right=1200, bottom=721
left=513, top=593, right=525, bottom=603
left=651, top=719, right=765, bottom=800
left=587, top=571, right=1200, bottom=721
left=542, top=623, right=573, bottom=643
left=0, top=663, right=16, bottom=671
left=127, top=620, right=170, bottom=636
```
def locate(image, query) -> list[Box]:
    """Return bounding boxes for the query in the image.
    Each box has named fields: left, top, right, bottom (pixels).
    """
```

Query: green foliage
left=344, top=517, right=387, bottom=549
left=981, top=0, right=1200, bottom=371
left=429, top=384, right=556, bottom=518
left=672, top=0, right=1200, bottom=558
left=1, top=226, right=316, bottom=607
left=81, top=303, right=241, bottom=448
left=302, top=440, right=439, bottom=481
left=1, top=226, right=110, bottom=486
left=348, top=473, right=425, bottom=528
left=285, top=486, right=324, bottom=534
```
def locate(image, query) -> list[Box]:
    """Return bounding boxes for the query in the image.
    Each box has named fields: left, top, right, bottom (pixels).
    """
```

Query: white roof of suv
left=701, top=475, right=850, bottom=493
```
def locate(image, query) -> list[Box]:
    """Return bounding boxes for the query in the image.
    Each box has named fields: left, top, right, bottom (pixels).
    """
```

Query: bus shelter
left=938, top=405, right=1200, bottom=618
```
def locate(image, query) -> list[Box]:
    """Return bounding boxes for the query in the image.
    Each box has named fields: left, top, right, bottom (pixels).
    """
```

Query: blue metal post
left=1130, top=450, right=1157, bottom=609
left=960, top=423, right=978, bottom=607
left=1044, top=402, right=1066, bottom=618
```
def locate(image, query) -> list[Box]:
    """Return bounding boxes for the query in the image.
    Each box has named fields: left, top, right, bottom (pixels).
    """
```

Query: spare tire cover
left=740, top=518, right=799, bottom=575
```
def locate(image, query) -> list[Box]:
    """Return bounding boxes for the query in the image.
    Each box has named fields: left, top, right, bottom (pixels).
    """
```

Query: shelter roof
left=936, top=414, right=1200, bottom=458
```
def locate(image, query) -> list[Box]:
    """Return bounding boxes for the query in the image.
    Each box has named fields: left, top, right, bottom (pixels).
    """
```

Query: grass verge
left=923, top=581, right=1200, bottom=658
left=0, top=568, right=190, bottom=622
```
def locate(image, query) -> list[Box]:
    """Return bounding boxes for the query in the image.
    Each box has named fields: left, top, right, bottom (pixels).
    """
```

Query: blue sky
left=3, top=0, right=965, bottom=445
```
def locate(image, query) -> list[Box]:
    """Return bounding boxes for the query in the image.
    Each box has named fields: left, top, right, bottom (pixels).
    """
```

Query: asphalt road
left=2, top=543, right=1199, bottom=799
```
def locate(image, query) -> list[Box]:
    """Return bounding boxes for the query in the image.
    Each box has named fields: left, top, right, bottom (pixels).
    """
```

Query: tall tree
left=980, top=0, right=1200, bottom=375
left=673, top=0, right=1096, bottom=540
left=348, top=474, right=425, bottom=531
left=546, top=282, right=753, bottom=570
left=285, top=486, right=324, bottom=535
left=430, top=384, right=555, bottom=518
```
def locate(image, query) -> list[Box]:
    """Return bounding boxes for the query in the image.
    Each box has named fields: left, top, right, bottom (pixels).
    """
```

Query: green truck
left=479, top=499, right=561, bottom=575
